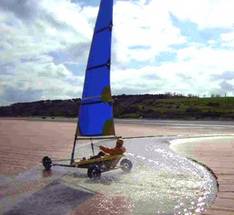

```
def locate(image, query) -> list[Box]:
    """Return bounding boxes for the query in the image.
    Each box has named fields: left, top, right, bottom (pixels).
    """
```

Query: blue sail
left=78, top=0, right=115, bottom=136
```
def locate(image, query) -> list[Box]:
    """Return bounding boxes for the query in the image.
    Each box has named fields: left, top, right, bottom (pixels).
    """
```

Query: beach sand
left=1, top=118, right=233, bottom=175
left=0, top=118, right=234, bottom=214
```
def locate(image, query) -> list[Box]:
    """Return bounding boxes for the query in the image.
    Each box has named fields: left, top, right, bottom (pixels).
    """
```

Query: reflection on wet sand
left=61, top=137, right=217, bottom=214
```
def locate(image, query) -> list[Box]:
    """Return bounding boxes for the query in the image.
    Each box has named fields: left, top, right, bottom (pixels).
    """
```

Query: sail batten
left=87, top=61, right=110, bottom=71
left=95, top=23, right=112, bottom=34
left=78, top=0, right=115, bottom=137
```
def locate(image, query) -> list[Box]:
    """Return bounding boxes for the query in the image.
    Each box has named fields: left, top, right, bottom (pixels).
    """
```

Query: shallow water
left=0, top=137, right=217, bottom=214
left=64, top=137, right=218, bottom=214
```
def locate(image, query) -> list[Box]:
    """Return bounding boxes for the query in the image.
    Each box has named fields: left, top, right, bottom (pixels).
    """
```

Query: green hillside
left=0, top=94, right=234, bottom=120
left=115, top=95, right=234, bottom=119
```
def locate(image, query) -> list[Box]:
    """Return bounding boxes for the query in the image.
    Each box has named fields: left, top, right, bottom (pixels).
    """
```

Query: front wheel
left=120, top=159, right=133, bottom=172
left=87, top=165, right=101, bottom=179
left=42, top=156, right=52, bottom=170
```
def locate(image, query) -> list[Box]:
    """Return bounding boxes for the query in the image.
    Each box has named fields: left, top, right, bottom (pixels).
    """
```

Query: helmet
left=116, top=138, right=124, bottom=147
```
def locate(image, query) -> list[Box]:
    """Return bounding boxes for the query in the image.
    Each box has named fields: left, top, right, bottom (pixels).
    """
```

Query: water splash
left=64, top=137, right=217, bottom=214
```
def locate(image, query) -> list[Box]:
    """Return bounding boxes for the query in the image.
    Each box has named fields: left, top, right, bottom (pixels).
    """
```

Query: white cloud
left=0, top=0, right=234, bottom=105
left=111, top=0, right=234, bottom=97
left=166, top=0, right=234, bottom=29
left=0, top=0, right=97, bottom=105
left=0, top=56, right=83, bottom=98
left=112, top=43, right=234, bottom=96
left=221, top=31, right=234, bottom=48
left=0, top=1, right=93, bottom=64
left=113, top=0, right=186, bottom=63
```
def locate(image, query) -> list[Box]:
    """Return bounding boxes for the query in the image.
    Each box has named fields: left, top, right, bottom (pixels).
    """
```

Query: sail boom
left=81, top=100, right=112, bottom=106
left=76, top=135, right=120, bottom=140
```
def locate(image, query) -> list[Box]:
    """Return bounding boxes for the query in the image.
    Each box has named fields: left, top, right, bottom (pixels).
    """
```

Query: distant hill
left=0, top=94, right=234, bottom=120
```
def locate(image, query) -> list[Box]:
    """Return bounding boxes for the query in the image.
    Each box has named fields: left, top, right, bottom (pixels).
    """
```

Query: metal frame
left=69, top=134, right=157, bottom=165
left=51, top=134, right=157, bottom=168
left=70, top=129, right=121, bottom=165
left=51, top=134, right=121, bottom=168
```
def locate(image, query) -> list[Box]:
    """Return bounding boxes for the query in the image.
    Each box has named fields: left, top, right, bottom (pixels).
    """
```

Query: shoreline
left=170, top=136, right=234, bottom=215
left=1, top=116, right=234, bottom=122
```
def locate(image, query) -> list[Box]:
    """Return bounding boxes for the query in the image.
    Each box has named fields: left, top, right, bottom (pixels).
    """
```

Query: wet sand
left=0, top=118, right=234, bottom=214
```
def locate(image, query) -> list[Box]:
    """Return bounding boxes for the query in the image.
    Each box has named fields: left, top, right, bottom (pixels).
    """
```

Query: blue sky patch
left=64, top=63, right=85, bottom=76
left=71, top=0, right=99, bottom=7
left=50, top=51, right=70, bottom=65
left=129, top=45, right=151, bottom=50
left=170, top=43, right=188, bottom=50
left=170, top=14, right=229, bottom=45
left=154, top=51, right=177, bottom=66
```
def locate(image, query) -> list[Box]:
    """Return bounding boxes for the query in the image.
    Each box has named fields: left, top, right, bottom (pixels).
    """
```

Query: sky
left=0, top=0, right=234, bottom=106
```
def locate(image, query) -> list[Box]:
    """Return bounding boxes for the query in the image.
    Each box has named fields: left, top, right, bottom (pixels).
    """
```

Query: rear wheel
left=87, top=165, right=101, bottom=179
left=120, top=159, right=132, bottom=172
left=42, top=156, right=52, bottom=170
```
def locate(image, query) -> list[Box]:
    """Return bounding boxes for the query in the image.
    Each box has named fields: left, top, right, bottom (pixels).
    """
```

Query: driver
left=91, top=138, right=126, bottom=159
left=100, top=138, right=126, bottom=155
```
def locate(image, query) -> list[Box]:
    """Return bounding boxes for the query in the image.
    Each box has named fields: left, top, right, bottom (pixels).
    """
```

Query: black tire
left=120, top=159, right=132, bottom=172
left=87, top=165, right=101, bottom=179
left=42, top=156, right=52, bottom=170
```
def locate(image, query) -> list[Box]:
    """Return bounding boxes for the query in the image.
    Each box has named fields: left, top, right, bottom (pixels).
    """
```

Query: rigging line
left=90, top=138, right=95, bottom=156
